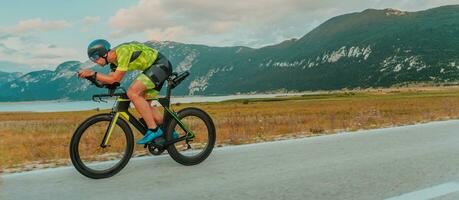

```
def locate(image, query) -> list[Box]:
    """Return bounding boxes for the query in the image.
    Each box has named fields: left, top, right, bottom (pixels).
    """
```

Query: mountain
left=286, top=6, right=459, bottom=89
left=148, top=5, right=459, bottom=94
left=0, top=61, right=146, bottom=101
left=1, top=5, right=459, bottom=101
left=0, top=71, right=22, bottom=87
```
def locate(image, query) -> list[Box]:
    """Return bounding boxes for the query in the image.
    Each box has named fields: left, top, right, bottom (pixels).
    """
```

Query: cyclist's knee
left=127, top=89, right=143, bottom=100
left=128, top=80, right=148, bottom=100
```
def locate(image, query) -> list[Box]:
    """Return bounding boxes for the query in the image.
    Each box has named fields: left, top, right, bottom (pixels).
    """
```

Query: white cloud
left=0, top=18, right=81, bottom=70
left=82, top=16, right=101, bottom=25
left=0, top=18, right=71, bottom=35
left=0, top=36, right=80, bottom=70
left=108, top=0, right=459, bottom=47
left=146, top=26, right=194, bottom=42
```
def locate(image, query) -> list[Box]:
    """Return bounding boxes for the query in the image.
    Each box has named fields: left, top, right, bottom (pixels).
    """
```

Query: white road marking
left=386, top=182, right=459, bottom=200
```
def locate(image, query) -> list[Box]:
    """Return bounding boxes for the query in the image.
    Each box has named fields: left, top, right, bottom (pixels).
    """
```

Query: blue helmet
left=87, top=39, right=111, bottom=62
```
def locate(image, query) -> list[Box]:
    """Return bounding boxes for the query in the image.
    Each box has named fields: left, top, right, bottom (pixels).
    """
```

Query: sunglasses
left=90, top=52, right=100, bottom=62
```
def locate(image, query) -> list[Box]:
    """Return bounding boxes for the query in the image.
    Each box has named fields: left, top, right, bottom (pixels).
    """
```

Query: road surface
left=2, top=120, right=459, bottom=200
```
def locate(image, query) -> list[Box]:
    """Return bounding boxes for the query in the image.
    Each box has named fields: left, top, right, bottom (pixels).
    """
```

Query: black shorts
left=142, top=52, right=173, bottom=91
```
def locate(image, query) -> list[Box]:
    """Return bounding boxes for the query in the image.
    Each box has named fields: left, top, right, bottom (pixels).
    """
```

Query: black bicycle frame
left=100, top=82, right=195, bottom=148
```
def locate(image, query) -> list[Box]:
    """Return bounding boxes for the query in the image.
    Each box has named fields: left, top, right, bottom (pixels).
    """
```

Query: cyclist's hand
left=77, top=69, right=95, bottom=78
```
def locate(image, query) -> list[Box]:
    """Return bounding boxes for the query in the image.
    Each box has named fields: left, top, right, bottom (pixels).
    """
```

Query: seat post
left=164, top=81, right=172, bottom=107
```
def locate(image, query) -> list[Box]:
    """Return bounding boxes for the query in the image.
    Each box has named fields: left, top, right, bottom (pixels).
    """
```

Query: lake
left=0, top=93, right=306, bottom=112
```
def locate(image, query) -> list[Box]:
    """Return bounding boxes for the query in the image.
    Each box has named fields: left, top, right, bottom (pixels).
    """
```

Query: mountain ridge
left=1, top=5, right=459, bottom=101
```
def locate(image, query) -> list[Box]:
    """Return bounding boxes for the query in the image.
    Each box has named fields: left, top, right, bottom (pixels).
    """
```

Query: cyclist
left=77, top=39, right=177, bottom=144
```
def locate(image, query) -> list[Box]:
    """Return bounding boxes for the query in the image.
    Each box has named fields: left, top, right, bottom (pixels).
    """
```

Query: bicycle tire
left=166, top=107, right=216, bottom=166
left=69, top=114, right=134, bottom=179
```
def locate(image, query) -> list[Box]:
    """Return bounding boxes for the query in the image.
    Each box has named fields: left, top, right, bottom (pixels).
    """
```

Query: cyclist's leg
left=138, top=56, right=173, bottom=140
left=144, top=91, right=163, bottom=125
left=143, top=90, right=178, bottom=139
left=128, top=75, right=157, bottom=130
left=151, top=105, right=164, bottom=125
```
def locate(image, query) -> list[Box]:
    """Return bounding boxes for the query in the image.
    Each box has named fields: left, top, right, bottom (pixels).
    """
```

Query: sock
left=148, top=127, right=159, bottom=132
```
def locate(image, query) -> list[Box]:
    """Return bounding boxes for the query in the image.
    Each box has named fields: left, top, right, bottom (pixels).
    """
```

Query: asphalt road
left=2, top=120, right=459, bottom=200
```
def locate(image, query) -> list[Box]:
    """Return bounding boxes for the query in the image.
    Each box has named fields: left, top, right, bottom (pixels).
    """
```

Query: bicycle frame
left=100, top=87, right=195, bottom=148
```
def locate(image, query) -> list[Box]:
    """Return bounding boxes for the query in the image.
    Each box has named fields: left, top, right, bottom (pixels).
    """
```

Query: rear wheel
left=69, top=114, right=134, bottom=179
left=166, top=108, right=216, bottom=165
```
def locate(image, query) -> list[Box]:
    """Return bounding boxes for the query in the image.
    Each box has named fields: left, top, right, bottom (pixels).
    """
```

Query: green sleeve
left=115, top=46, right=132, bottom=72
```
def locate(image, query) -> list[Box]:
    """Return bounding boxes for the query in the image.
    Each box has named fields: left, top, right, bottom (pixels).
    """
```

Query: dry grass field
left=2, top=86, right=459, bottom=172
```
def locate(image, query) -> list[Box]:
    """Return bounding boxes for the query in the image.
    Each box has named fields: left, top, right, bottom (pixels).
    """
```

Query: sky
left=0, top=0, right=458, bottom=73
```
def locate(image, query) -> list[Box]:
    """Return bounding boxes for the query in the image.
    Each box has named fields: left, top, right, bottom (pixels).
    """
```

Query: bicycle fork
left=100, top=112, right=129, bottom=148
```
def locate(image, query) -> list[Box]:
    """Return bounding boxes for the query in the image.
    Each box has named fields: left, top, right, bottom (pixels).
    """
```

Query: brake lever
left=92, top=95, right=103, bottom=103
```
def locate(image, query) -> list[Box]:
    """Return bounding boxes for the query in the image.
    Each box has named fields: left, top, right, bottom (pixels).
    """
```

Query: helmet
left=87, top=39, right=111, bottom=62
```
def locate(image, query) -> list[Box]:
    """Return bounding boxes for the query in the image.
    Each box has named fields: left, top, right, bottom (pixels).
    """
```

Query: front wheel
left=166, top=107, right=216, bottom=166
left=69, top=114, right=134, bottom=179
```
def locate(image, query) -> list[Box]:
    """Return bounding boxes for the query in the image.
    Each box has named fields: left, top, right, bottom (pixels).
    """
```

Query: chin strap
left=103, top=56, right=109, bottom=65
left=101, top=51, right=110, bottom=65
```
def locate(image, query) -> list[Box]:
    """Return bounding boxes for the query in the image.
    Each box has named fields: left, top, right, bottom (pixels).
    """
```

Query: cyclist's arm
left=96, top=46, right=130, bottom=84
left=96, top=70, right=126, bottom=84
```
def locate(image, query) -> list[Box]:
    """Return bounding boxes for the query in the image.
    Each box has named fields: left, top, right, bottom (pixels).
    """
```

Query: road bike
left=69, top=71, right=216, bottom=179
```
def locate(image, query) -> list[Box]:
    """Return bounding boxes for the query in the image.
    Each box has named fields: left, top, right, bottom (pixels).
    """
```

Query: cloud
left=108, top=0, right=322, bottom=46
left=0, top=18, right=80, bottom=69
left=107, top=0, right=458, bottom=47
left=0, top=35, right=80, bottom=70
left=0, top=60, right=32, bottom=73
left=79, top=16, right=102, bottom=32
left=82, top=16, right=101, bottom=25
left=0, top=18, right=71, bottom=35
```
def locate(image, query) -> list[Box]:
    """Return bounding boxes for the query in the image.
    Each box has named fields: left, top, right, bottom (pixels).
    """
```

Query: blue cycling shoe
left=151, top=130, right=181, bottom=145
left=171, top=130, right=180, bottom=139
left=137, top=128, right=164, bottom=144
